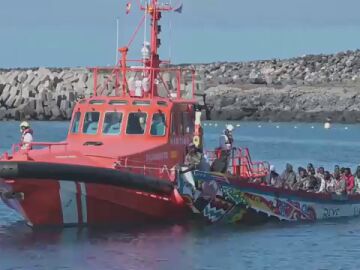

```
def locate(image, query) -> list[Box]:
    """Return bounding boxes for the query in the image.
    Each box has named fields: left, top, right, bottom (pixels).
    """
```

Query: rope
left=127, top=14, right=146, bottom=48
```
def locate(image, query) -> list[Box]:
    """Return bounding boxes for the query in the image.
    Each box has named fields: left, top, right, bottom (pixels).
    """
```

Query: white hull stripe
left=80, top=182, right=87, bottom=224
left=59, top=181, right=78, bottom=224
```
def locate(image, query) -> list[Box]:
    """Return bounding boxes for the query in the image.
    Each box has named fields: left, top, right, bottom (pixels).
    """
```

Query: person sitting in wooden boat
left=353, top=166, right=360, bottom=194
left=344, top=168, right=355, bottom=194
left=293, top=167, right=315, bottom=191
left=281, top=163, right=297, bottom=190
left=266, top=165, right=281, bottom=186
left=334, top=174, right=346, bottom=195
left=304, top=165, right=320, bottom=192
left=340, top=167, right=346, bottom=177
left=333, top=165, right=341, bottom=180
left=316, top=166, right=325, bottom=179
left=316, top=167, right=326, bottom=193
left=307, top=163, right=315, bottom=176
left=293, top=167, right=305, bottom=190
left=20, top=121, right=33, bottom=150
left=325, top=171, right=337, bottom=193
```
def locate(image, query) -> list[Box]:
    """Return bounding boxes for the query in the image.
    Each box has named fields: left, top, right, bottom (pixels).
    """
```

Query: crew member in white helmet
left=20, top=121, right=33, bottom=150
left=219, top=124, right=234, bottom=152
left=216, top=124, right=234, bottom=172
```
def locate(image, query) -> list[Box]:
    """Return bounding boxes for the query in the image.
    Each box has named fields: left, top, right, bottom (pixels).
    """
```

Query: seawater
left=1, top=121, right=360, bottom=270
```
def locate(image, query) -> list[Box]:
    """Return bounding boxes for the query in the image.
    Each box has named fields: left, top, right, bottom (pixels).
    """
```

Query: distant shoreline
left=1, top=49, right=360, bottom=123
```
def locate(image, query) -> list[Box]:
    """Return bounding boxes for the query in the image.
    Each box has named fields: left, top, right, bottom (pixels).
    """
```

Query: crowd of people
left=260, top=163, right=360, bottom=195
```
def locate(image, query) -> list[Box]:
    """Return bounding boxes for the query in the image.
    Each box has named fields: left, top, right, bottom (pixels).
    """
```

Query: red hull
left=0, top=179, right=190, bottom=227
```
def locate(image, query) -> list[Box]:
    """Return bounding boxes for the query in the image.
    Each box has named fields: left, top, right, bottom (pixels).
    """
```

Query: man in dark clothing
left=184, top=143, right=202, bottom=170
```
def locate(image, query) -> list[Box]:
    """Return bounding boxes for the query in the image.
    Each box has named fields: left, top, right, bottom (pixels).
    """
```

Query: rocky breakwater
left=0, top=67, right=92, bottom=120
left=205, top=85, right=360, bottom=123
left=198, top=49, right=360, bottom=122
left=2, top=49, right=360, bottom=122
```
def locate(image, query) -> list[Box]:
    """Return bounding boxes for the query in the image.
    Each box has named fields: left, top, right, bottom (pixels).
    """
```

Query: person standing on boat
left=20, top=121, right=33, bottom=150
left=219, top=124, right=234, bottom=152
left=219, top=124, right=234, bottom=156
left=216, top=124, right=234, bottom=173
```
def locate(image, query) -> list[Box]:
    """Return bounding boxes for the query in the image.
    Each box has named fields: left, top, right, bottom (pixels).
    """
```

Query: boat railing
left=90, top=67, right=197, bottom=101
left=10, top=142, right=68, bottom=156
left=205, top=147, right=269, bottom=179
left=114, top=157, right=176, bottom=181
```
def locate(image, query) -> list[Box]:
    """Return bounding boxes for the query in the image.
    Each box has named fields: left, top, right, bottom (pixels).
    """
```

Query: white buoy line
left=202, top=122, right=352, bottom=130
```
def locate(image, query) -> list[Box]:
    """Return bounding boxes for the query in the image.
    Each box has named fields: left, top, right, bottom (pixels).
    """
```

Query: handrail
left=91, top=66, right=196, bottom=100
left=114, top=158, right=176, bottom=181
left=205, top=147, right=269, bottom=178
left=11, top=141, right=68, bottom=155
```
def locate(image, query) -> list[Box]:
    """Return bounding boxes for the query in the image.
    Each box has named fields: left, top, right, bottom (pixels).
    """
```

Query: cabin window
left=89, top=100, right=105, bottom=105
left=103, top=112, right=123, bottom=135
left=83, top=112, right=100, bottom=134
left=126, top=112, right=147, bottom=135
left=71, top=112, right=81, bottom=133
left=182, top=112, right=194, bottom=134
left=150, top=113, right=166, bottom=136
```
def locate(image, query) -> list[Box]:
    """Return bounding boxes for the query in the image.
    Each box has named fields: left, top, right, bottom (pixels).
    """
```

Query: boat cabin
left=66, top=67, right=198, bottom=159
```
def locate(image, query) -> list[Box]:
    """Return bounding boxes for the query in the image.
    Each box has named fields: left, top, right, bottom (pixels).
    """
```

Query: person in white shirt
left=219, top=124, right=234, bottom=151
left=20, top=121, right=33, bottom=150
left=215, top=124, right=234, bottom=173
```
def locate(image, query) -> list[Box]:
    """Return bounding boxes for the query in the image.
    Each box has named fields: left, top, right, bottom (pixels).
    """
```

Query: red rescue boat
left=0, top=0, right=200, bottom=227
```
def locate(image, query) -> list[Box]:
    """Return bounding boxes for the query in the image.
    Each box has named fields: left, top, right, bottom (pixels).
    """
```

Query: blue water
left=1, top=121, right=360, bottom=270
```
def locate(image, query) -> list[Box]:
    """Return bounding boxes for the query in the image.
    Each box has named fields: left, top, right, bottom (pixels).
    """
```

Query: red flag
left=126, top=2, right=132, bottom=14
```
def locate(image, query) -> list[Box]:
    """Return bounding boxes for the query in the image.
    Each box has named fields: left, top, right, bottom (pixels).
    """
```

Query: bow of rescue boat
left=0, top=0, right=201, bottom=227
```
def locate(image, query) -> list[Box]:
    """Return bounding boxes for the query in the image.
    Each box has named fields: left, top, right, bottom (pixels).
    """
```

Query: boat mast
left=142, top=0, right=171, bottom=97
left=117, top=0, right=173, bottom=97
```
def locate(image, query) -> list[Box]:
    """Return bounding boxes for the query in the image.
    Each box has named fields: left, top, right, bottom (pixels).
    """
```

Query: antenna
left=116, top=17, right=120, bottom=65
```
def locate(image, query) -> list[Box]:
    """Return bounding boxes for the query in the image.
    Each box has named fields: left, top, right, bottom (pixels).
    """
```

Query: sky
left=1, top=0, right=360, bottom=68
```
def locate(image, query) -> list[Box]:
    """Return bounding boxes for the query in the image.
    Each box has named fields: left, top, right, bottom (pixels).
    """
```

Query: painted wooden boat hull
left=177, top=170, right=360, bottom=224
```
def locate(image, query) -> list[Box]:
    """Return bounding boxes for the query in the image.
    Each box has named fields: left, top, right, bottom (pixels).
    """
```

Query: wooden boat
left=177, top=149, right=360, bottom=224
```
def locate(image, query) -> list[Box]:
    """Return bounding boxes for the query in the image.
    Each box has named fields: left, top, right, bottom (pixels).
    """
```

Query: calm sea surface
left=1, top=121, right=360, bottom=270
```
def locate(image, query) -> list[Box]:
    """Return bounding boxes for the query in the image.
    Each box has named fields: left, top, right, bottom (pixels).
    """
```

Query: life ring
left=193, top=136, right=200, bottom=147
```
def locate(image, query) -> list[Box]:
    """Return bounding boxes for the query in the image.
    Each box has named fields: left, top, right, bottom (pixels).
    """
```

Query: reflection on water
left=2, top=121, right=360, bottom=269
left=2, top=220, right=360, bottom=270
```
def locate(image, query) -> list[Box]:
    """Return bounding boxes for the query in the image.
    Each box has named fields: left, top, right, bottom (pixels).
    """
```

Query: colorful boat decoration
left=177, top=161, right=360, bottom=224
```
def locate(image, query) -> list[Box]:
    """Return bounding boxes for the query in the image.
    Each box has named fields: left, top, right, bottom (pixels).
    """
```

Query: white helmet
left=225, top=124, right=234, bottom=131
left=20, top=121, right=30, bottom=128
